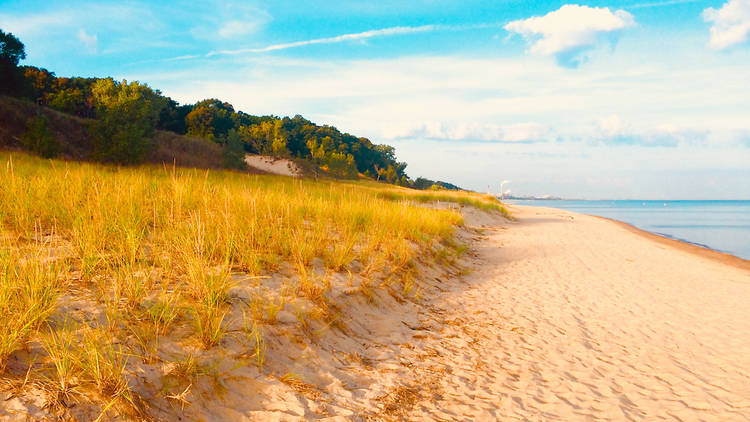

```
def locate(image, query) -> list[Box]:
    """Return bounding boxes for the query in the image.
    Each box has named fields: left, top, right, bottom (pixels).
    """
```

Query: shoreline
left=504, top=201, right=750, bottom=272
left=593, top=215, right=750, bottom=273
left=457, top=204, right=750, bottom=419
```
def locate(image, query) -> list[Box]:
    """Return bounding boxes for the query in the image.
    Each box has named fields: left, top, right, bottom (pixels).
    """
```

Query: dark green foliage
left=413, top=177, right=463, bottom=191
left=21, top=115, right=61, bottom=158
left=220, top=130, right=248, bottom=170
left=0, top=29, right=26, bottom=96
left=157, top=98, right=191, bottom=134
left=47, top=88, right=85, bottom=115
left=0, top=30, right=24, bottom=66
left=19, top=66, right=98, bottom=117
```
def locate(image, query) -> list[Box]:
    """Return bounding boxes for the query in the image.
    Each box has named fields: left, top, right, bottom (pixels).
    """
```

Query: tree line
left=2, top=29, right=460, bottom=189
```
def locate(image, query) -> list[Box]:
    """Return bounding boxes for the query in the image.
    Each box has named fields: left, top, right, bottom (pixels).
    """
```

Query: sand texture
left=2, top=204, right=749, bottom=421
left=382, top=204, right=750, bottom=421
left=232, top=203, right=749, bottom=421
left=244, top=155, right=302, bottom=177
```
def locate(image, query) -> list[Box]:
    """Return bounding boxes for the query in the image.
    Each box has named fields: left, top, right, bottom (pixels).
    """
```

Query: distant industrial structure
left=500, top=180, right=511, bottom=200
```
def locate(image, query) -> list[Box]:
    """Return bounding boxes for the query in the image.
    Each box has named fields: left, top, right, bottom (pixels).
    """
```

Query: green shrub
left=221, top=129, right=248, bottom=170
left=21, top=115, right=61, bottom=158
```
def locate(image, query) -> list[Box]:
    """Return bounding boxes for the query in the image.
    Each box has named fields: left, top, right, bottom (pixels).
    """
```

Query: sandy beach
left=390, top=204, right=750, bottom=420
left=266, top=203, right=750, bottom=421
left=3, top=203, right=749, bottom=421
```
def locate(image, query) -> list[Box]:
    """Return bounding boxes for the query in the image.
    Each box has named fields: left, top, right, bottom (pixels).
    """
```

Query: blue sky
left=2, top=0, right=749, bottom=198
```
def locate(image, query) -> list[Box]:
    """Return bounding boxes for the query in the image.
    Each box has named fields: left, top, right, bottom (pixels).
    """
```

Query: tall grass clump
left=0, top=248, right=61, bottom=372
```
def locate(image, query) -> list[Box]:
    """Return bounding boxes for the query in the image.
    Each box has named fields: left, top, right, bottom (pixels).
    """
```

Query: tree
left=240, top=120, right=287, bottom=155
left=157, top=98, right=192, bottom=134
left=89, top=78, right=167, bottom=164
left=47, top=88, right=84, bottom=114
left=21, top=115, right=61, bottom=158
left=220, top=129, right=248, bottom=170
left=271, top=135, right=290, bottom=156
left=0, top=29, right=26, bottom=95
left=185, top=99, right=234, bottom=140
left=21, top=66, right=55, bottom=102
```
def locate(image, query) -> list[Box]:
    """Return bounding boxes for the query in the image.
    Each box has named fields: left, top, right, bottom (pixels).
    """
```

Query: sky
left=1, top=0, right=749, bottom=199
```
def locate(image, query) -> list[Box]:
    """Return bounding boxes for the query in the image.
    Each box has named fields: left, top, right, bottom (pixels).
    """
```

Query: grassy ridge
left=0, top=152, right=508, bottom=418
left=373, top=188, right=511, bottom=217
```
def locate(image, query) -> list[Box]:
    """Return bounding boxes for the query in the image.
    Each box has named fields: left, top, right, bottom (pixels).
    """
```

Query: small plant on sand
left=41, top=320, right=82, bottom=408
left=77, top=328, right=141, bottom=419
left=146, top=289, right=180, bottom=335
left=0, top=249, right=61, bottom=372
left=243, top=319, right=266, bottom=370
left=127, top=288, right=181, bottom=363
left=191, top=295, right=228, bottom=349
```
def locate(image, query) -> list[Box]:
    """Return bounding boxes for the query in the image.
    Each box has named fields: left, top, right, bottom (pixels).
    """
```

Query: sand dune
left=4, top=204, right=748, bottom=421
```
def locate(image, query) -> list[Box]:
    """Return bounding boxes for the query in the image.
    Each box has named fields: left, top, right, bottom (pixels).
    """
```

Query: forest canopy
left=1, top=29, right=461, bottom=189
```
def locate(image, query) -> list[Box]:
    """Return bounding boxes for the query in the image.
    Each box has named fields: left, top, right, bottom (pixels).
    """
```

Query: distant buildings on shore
left=502, top=195, right=565, bottom=200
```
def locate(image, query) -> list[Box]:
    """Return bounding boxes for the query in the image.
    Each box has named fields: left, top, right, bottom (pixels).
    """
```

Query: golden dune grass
left=0, top=152, right=505, bottom=419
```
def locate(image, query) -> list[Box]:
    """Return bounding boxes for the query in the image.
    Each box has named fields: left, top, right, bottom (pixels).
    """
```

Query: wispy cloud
left=205, top=23, right=497, bottom=57
left=0, top=10, right=74, bottom=36
left=386, top=121, right=548, bottom=143
left=77, top=29, right=98, bottom=52
left=217, top=20, right=263, bottom=39
left=594, top=115, right=707, bottom=147
left=629, top=0, right=701, bottom=9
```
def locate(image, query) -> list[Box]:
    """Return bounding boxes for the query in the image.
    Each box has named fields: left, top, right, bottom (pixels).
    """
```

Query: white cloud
left=386, top=121, right=547, bottom=142
left=629, top=0, right=700, bottom=9
left=132, top=51, right=750, bottom=197
left=594, top=115, right=709, bottom=147
left=209, top=25, right=437, bottom=55
left=214, top=6, right=271, bottom=39
left=77, top=29, right=98, bottom=52
left=597, top=114, right=629, bottom=137
left=0, top=11, right=74, bottom=36
left=152, top=54, right=750, bottom=146
left=703, top=0, right=750, bottom=49
left=505, top=4, right=635, bottom=65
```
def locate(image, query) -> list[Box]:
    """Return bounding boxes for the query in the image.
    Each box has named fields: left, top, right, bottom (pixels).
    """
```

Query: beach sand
left=244, top=155, right=303, bottom=177
left=201, top=203, right=749, bottom=420
left=368, top=203, right=750, bottom=420
left=262, top=203, right=749, bottom=421
left=3, top=204, right=749, bottom=421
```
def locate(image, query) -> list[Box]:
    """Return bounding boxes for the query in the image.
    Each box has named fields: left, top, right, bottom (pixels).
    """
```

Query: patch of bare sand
left=244, top=155, right=302, bottom=177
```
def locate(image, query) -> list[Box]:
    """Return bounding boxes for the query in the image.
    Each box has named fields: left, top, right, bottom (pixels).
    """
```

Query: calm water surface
left=507, top=200, right=750, bottom=260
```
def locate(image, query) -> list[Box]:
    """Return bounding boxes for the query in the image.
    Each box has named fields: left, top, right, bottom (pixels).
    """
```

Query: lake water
left=506, top=200, right=750, bottom=260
